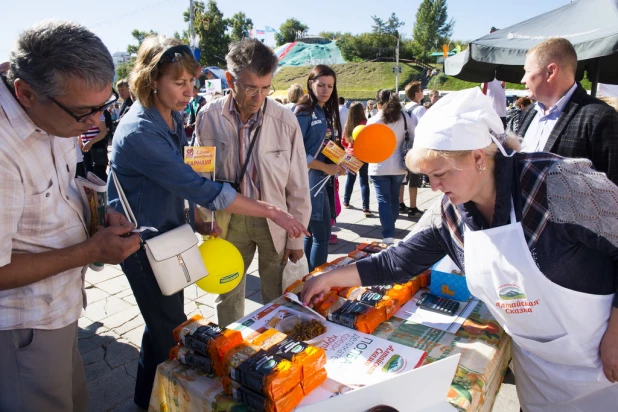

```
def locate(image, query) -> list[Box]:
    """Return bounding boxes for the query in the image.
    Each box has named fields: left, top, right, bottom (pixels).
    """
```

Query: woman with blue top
left=295, top=65, right=345, bottom=271
left=367, top=89, right=413, bottom=244
left=108, top=35, right=308, bottom=409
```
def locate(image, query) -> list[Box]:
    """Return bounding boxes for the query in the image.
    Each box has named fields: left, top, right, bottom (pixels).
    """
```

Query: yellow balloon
left=352, top=125, right=366, bottom=140
left=195, top=237, right=244, bottom=294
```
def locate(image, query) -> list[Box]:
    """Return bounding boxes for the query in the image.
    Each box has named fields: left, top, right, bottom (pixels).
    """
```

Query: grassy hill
left=272, top=62, right=592, bottom=100
left=273, top=62, right=422, bottom=100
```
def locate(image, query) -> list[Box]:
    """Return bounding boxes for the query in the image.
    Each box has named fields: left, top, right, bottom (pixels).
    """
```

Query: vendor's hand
left=271, top=209, right=310, bottom=239
left=301, top=273, right=332, bottom=307
left=105, top=211, right=132, bottom=228
left=282, top=249, right=303, bottom=264
left=600, top=326, right=618, bottom=382
left=324, top=163, right=344, bottom=176
left=88, top=225, right=141, bottom=264
left=196, top=221, right=222, bottom=237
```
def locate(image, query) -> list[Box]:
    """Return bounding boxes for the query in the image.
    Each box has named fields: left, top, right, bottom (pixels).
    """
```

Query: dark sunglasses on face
left=50, top=90, right=119, bottom=123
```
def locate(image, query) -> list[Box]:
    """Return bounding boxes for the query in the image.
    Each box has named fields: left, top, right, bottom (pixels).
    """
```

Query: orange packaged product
left=228, top=349, right=301, bottom=401
left=284, top=279, right=304, bottom=296
left=223, top=342, right=262, bottom=378
left=169, top=345, right=216, bottom=374
left=347, top=249, right=369, bottom=261
left=252, top=329, right=327, bottom=379
left=172, top=315, right=243, bottom=375
left=300, top=368, right=328, bottom=396
left=314, top=292, right=347, bottom=318
left=327, top=300, right=386, bottom=334
left=223, top=377, right=304, bottom=412
left=338, top=286, right=366, bottom=301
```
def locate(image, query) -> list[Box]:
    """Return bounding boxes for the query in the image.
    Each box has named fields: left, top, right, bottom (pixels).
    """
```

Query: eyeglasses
left=49, top=91, right=119, bottom=123
left=233, top=79, right=275, bottom=97
left=159, top=45, right=194, bottom=65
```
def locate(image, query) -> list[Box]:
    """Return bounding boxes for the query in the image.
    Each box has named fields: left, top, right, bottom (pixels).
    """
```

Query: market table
left=148, top=294, right=511, bottom=412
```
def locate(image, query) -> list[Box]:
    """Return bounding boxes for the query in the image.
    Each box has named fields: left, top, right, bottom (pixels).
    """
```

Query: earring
left=153, top=89, right=158, bottom=94
left=478, top=165, right=486, bottom=173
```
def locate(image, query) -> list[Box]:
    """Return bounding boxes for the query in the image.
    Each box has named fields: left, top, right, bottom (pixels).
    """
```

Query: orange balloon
left=353, top=124, right=397, bottom=163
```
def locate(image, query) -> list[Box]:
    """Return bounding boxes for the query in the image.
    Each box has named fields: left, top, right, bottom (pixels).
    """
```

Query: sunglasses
left=159, top=45, right=194, bottom=65
left=50, top=90, right=119, bottom=123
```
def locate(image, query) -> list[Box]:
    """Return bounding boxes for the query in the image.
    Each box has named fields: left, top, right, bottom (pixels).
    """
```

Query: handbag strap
left=238, top=98, right=268, bottom=188
left=401, top=112, right=409, bottom=143
left=110, top=167, right=191, bottom=228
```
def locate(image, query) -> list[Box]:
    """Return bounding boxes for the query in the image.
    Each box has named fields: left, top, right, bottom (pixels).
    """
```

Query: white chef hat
left=415, top=87, right=511, bottom=156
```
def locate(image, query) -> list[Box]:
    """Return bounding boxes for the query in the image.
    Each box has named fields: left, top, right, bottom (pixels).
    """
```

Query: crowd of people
left=1, top=18, right=618, bottom=412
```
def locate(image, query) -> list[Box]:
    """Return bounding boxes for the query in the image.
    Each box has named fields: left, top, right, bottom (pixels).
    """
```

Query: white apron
left=463, top=200, right=618, bottom=411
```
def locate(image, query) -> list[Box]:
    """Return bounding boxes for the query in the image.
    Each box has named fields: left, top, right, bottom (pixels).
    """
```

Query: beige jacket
left=194, top=95, right=310, bottom=252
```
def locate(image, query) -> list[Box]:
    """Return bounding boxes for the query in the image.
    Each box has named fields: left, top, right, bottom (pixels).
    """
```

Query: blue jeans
left=371, top=175, right=406, bottom=238
left=120, top=248, right=186, bottom=407
left=343, top=163, right=370, bottom=209
left=304, top=193, right=331, bottom=272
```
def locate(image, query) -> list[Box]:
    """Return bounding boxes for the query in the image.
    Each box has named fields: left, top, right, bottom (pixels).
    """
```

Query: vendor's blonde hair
left=406, top=132, right=522, bottom=173
left=130, top=36, right=199, bottom=108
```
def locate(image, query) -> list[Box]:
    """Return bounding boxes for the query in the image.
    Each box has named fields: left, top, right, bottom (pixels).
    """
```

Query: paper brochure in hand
left=321, top=141, right=364, bottom=174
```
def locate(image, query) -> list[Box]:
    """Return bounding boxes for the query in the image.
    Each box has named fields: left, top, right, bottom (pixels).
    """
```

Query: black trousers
left=120, top=249, right=186, bottom=407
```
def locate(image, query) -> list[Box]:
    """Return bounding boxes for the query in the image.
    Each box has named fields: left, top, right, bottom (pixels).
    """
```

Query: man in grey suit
left=518, top=37, right=618, bottom=185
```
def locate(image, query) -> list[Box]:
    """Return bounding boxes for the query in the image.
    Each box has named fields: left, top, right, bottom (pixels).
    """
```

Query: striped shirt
left=228, top=98, right=262, bottom=200
left=79, top=113, right=105, bottom=145
left=0, top=78, right=89, bottom=330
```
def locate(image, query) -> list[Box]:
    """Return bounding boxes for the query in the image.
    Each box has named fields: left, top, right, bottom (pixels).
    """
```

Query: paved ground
left=79, top=179, right=519, bottom=411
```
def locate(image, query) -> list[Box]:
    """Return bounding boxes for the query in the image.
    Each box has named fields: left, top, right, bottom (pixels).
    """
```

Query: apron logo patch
left=496, top=284, right=539, bottom=314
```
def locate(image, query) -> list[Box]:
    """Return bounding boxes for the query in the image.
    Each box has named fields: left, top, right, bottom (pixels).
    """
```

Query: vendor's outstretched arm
left=301, top=264, right=361, bottom=306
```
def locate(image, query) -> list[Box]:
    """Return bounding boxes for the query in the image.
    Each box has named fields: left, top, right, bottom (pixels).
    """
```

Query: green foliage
left=115, top=60, right=135, bottom=81
left=412, top=0, right=454, bottom=63
left=127, top=29, right=158, bottom=54
left=275, top=18, right=309, bottom=46
left=228, top=11, right=253, bottom=42
left=336, top=32, right=416, bottom=62
left=272, top=62, right=422, bottom=100
left=173, top=30, right=189, bottom=43
left=371, top=13, right=404, bottom=37
left=318, top=31, right=342, bottom=41
left=184, top=0, right=230, bottom=67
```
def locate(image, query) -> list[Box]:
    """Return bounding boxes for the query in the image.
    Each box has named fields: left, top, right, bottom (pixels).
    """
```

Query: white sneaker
left=382, top=237, right=394, bottom=245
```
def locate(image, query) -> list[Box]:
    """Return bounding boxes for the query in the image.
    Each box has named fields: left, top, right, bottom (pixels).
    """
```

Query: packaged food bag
left=327, top=300, right=385, bottom=334
left=223, top=342, right=262, bottom=378
left=169, top=345, right=215, bottom=374
left=227, top=346, right=302, bottom=401
left=252, top=329, right=327, bottom=379
left=222, top=377, right=304, bottom=412
left=300, top=368, right=328, bottom=396
left=173, top=315, right=244, bottom=376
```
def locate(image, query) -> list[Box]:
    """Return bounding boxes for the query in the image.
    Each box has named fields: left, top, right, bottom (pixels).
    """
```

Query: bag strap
left=401, top=112, right=409, bottom=143
left=237, top=98, right=268, bottom=188
left=110, top=167, right=190, bottom=227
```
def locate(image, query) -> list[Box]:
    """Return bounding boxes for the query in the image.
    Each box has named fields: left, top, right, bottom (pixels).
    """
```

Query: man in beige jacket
left=195, top=39, right=311, bottom=326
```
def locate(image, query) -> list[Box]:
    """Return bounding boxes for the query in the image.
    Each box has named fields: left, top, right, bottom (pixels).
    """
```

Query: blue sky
left=1, top=0, right=570, bottom=59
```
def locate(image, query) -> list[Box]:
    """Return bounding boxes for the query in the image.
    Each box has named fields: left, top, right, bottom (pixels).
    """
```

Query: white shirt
left=482, top=79, right=507, bottom=117
left=367, top=110, right=411, bottom=176
left=404, top=101, right=426, bottom=128
left=0, top=79, right=89, bottom=330
left=339, top=104, right=349, bottom=129
left=521, top=82, right=578, bottom=153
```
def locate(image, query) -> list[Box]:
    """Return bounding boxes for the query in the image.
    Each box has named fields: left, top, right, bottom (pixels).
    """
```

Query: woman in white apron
left=300, top=88, right=618, bottom=411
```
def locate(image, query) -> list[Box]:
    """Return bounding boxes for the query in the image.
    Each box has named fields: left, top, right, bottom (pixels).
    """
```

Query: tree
left=228, top=12, right=253, bottom=42
left=115, top=60, right=134, bottom=81
left=411, top=0, right=454, bottom=63
left=184, top=0, right=230, bottom=67
left=318, top=31, right=342, bottom=41
left=275, top=18, right=309, bottom=46
left=371, top=13, right=404, bottom=37
left=127, top=29, right=158, bottom=54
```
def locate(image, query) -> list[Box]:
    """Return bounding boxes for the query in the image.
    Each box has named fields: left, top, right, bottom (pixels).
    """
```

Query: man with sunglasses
left=195, top=38, right=311, bottom=327
left=0, top=21, right=141, bottom=411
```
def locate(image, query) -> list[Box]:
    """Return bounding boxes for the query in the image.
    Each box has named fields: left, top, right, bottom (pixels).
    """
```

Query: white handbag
left=111, top=170, right=209, bottom=296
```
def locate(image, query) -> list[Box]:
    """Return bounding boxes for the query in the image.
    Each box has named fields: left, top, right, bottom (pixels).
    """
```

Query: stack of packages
left=285, top=241, right=431, bottom=335
left=169, top=315, right=327, bottom=412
